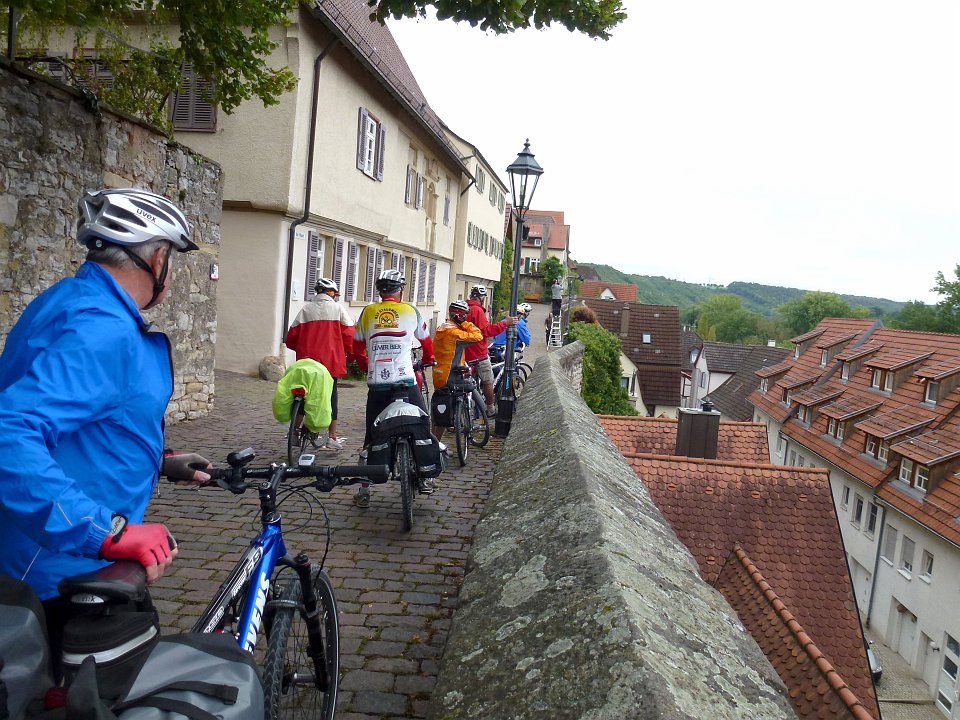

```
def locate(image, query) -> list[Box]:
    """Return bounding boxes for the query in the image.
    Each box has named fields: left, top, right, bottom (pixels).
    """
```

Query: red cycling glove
left=100, top=523, right=177, bottom=568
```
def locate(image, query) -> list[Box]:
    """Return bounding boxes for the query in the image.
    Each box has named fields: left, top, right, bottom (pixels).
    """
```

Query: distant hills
left=578, top=263, right=907, bottom=318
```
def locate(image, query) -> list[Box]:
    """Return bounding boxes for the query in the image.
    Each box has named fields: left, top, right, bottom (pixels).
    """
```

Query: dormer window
left=898, top=458, right=930, bottom=493
left=925, top=381, right=939, bottom=404
left=884, top=372, right=894, bottom=391
left=642, top=333, right=652, bottom=344
left=794, top=346, right=800, bottom=359
left=865, top=435, right=890, bottom=463
left=827, top=418, right=845, bottom=440
left=841, top=363, right=849, bottom=380
left=870, top=369, right=893, bottom=392
left=820, top=350, right=828, bottom=368
left=798, top=406, right=808, bottom=423
left=760, top=378, right=769, bottom=393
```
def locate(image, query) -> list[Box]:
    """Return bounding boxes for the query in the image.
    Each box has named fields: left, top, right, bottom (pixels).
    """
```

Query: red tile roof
left=750, top=320, right=960, bottom=546
left=706, top=346, right=792, bottom=421
left=598, top=415, right=769, bottom=463
left=578, top=281, right=638, bottom=302
left=623, top=454, right=879, bottom=719
left=546, top=223, right=568, bottom=251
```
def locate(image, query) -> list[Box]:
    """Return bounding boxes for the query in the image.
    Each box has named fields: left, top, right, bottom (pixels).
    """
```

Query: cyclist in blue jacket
left=0, top=188, right=211, bottom=615
left=490, top=304, right=532, bottom=357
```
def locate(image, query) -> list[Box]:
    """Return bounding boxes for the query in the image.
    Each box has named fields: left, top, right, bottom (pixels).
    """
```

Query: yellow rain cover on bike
left=272, top=359, right=334, bottom=432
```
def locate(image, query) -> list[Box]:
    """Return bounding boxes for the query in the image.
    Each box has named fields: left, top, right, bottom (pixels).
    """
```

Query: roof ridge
left=728, top=545, right=876, bottom=720
left=624, top=452, right=831, bottom=476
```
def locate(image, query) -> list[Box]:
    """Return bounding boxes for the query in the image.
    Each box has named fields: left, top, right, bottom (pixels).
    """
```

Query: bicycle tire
left=263, top=571, right=340, bottom=720
left=454, top=398, right=470, bottom=466
left=287, top=396, right=308, bottom=466
left=518, top=362, right=533, bottom=381
left=469, top=389, right=490, bottom=448
left=396, top=439, right=415, bottom=532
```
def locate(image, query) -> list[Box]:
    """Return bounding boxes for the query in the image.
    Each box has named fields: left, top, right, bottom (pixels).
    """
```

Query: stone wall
left=0, top=59, right=222, bottom=422
left=428, top=344, right=799, bottom=720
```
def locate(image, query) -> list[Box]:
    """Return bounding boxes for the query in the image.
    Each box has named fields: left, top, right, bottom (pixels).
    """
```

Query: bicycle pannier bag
left=431, top=387, right=452, bottom=428
left=0, top=573, right=52, bottom=720
left=371, top=400, right=445, bottom=478
left=61, top=611, right=160, bottom=701
left=65, top=633, right=264, bottom=720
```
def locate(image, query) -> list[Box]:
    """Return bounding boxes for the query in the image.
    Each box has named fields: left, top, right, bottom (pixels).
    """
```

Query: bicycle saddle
left=58, top=560, right=148, bottom=603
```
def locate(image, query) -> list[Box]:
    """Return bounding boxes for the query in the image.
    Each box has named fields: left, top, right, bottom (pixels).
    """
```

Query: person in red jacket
left=285, top=277, right=356, bottom=450
left=465, top=286, right=516, bottom=413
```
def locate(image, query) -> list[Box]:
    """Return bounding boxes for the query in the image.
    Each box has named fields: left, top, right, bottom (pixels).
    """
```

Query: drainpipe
left=865, top=503, right=888, bottom=629
left=282, top=37, right=339, bottom=341
left=7, top=6, right=17, bottom=60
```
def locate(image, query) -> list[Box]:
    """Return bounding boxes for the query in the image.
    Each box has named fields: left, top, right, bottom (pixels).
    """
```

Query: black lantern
left=495, top=140, right=544, bottom=437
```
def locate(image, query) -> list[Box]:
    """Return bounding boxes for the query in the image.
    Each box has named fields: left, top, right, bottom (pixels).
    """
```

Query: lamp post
left=495, top=139, right=543, bottom=437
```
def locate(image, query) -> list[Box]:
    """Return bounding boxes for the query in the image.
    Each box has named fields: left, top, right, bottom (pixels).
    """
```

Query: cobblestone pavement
left=865, top=628, right=944, bottom=720
left=149, top=369, right=503, bottom=720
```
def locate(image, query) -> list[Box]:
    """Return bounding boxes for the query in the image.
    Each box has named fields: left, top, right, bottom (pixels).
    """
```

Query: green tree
left=541, top=256, right=564, bottom=290
left=7, top=0, right=625, bottom=124
left=777, top=291, right=870, bottom=336
left=566, top=322, right=635, bottom=415
left=888, top=301, right=942, bottom=332
left=931, top=266, right=960, bottom=333
left=696, top=294, right=761, bottom=344
left=491, top=236, right=513, bottom=320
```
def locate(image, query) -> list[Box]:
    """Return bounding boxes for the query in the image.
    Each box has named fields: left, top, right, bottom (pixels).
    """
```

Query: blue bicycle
left=57, top=449, right=388, bottom=720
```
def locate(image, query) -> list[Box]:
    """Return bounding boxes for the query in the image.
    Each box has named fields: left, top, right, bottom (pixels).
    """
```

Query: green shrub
left=566, top=323, right=637, bottom=416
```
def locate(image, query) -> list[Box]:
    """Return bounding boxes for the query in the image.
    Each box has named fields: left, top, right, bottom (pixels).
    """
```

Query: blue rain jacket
left=0, top=262, right=172, bottom=599
left=490, top=317, right=531, bottom=349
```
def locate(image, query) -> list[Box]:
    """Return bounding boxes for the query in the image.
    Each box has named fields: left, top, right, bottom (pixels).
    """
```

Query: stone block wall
left=0, top=59, right=222, bottom=422
left=429, top=344, right=799, bottom=720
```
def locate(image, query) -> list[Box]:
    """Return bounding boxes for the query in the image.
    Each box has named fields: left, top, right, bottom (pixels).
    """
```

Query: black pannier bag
left=0, top=573, right=53, bottom=720
left=372, top=400, right=445, bottom=479
left=431, top=387, right=453, bottom=428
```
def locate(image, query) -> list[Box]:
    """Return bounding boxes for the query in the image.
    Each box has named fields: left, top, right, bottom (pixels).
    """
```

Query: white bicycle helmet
left=470, top=286, right=488, bottom=299
left=449, top=300, right=469, bottom=323
left=77, top=188, right=197, bottom=252
left=376, top=269, right=406, bottom=294
left=517, top=303, right=532, bottom=315
left=315, top=277, right=338, bottom=294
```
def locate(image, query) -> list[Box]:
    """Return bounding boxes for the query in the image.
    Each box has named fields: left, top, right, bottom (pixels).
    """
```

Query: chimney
left=675, top=400, right=721, bottom=459
left=620, top=304, right=630, bottom=337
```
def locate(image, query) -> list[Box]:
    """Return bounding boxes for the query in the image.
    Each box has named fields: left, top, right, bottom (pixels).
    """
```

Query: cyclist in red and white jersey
left=352, top=270, right=435, bottom=507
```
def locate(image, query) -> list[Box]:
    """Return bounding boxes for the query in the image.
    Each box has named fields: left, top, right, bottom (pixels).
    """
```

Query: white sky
left=388, top=1, right=959, bottom=304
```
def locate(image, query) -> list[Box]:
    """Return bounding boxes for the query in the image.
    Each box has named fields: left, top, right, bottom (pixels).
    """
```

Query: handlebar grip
left=334, top=465, right=389, bottom=482
left=206, top=468, right=228, bottom=480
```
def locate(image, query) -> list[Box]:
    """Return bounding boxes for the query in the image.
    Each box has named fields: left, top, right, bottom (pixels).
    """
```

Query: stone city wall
left=429, top=343, right=798, bottom=720
left=0, top=59, right=222, bottom=422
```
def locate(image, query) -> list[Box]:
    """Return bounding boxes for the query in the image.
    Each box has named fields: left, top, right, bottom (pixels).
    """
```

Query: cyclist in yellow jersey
left=351, top=269, right=435, bottom=507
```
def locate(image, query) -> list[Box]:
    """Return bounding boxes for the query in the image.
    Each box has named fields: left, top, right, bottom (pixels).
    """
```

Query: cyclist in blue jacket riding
left=0, top=188, right=211, bottom=622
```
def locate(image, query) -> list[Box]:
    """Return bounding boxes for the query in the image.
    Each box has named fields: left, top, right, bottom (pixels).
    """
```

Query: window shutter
left=375, top=126, right=386, bottom=181
left=416, top=176, right=424, bottom=209
left=390, top=252, right=399, bottom=271
left=305, top=231, right=322, bottom=300
left=410, top=258, right=418, bottom=300
left=171, top=62, right=215, bottom=131
left=398, top=255, right=406, bottom=280
left=332, top=237, right=345, bottom=290
left=405, top=166, right=413, bottom=204
left=443, top=195, right=450, bottom=226
left=417, top=259, right=428, bottom=303
left=345, top=241, right=358, bottom=301
left=375, top=248, right=384, bottom=288
left=364, top=245, right=377, bottom=302
left=356, top=108, right=369, bottom=171
left=427, top=262, right=436, bottom=303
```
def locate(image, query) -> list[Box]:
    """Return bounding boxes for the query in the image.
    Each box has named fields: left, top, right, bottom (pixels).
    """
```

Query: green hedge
left=566, top=323, right=637, bottom=416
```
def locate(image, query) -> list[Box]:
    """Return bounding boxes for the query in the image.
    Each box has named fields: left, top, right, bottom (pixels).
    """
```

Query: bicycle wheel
left=287, top=396, right=308, bottom=466
left=454, top=398, right=470, bottom=466
left=518, top=362, right=533, bottom=381
left=469, top=389, right=490, bottom=448
left=263, top=570, right=340, bottom=720
left=395, top=439, right=415, bottom=532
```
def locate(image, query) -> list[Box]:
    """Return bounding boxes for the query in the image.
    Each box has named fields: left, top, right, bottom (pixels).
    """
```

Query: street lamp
left=495, top=139, right=544, bottom=437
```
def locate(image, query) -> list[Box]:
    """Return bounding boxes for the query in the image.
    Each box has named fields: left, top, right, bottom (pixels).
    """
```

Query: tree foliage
left=371, top=0, right=626, bottom=39
left=891, top=266, right=960, bottom=334
left=7, top=0, right=625, bottom=125
left=776, top=291, right=870, bottom=336
left=695, top=294, right=761, bottom=344
left=566, top=322, right=636, bottom=415
left=492, top=233, right=513, bottom=320
left=541, top=256, right=564, bottom=288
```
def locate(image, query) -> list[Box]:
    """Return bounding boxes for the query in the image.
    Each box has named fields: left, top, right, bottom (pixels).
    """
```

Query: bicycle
left=448, top=362, right=490, bottom=466
left=412, top=345, right=431, bottom=409
left=491, top=350, right=527, bottom=400
left=489, top=344, right=532, bottom=382
left=286, top=388, right=323, bottom=466
left=368, top=368, right=438, bottom=532
left=57, top=449, right=389, bottom=720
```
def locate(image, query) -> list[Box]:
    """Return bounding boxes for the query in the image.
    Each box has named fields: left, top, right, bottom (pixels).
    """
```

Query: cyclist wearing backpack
left=352, top=269, right=435, bottom=507
left=285, top=277, right=355, bottom=450
left=465, top=286, right=516, bottom=415
left=0, top=189, right=211, bottom=625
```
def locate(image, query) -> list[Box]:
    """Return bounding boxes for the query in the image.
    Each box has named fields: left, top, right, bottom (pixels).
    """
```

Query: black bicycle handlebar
left=206, top=448, right=389, bottom=494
